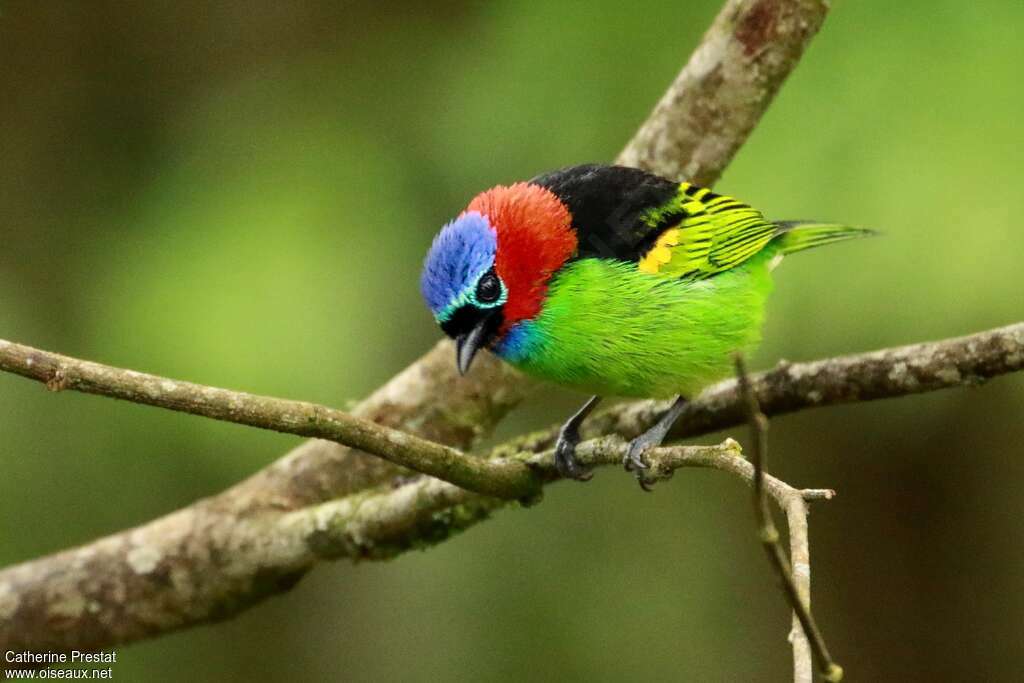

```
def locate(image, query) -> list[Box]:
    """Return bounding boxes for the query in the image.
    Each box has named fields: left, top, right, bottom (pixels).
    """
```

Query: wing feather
left=639, top=182, right=779, bottom=279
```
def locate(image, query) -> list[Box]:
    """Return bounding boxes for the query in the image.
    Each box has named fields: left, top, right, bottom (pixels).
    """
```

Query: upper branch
left=618, top=0, right=830, bottom=185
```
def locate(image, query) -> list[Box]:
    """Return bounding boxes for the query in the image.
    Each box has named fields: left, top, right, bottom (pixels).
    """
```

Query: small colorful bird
left=421, top=164, right=871, bottom=488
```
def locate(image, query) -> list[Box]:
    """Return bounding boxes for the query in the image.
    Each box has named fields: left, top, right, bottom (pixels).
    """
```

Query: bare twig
left=237, top=436, right=838, bottom=573
left=736, top=355, right=842, bottom=683
left=786, top=495, right=817, bottom=683
left=0, top=339, right=539, bottom=500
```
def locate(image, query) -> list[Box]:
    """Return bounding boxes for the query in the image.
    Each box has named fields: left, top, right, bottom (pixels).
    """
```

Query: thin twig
left=786, top=495, right=815, bottom=683
left=0, top=338, right=539, bottom=500
left=281, top=435, right=840, bottom=567
left=736, top=354, right=843, bottom=682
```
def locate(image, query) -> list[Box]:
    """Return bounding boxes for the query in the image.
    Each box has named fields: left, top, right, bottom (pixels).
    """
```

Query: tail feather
left=773, top=221, right=876, bottom=255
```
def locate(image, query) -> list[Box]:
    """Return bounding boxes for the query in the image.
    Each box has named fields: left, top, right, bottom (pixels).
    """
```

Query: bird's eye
left=475, top=271, right=502, bottom=304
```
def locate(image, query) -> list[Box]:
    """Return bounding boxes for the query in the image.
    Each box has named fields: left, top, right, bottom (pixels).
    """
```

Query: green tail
left=773, top=221, right=876, bottom=255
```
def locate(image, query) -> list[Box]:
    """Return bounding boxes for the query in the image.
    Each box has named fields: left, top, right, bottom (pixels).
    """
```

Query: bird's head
left=421, top=182, right=577, bottom=374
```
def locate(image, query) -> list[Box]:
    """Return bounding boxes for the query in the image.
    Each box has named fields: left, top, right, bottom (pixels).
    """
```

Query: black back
left=531, top=164, right=682, bottom=261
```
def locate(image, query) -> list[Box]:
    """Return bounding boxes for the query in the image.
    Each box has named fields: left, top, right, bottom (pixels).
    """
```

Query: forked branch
left=736, top=355, right=842, bottom=683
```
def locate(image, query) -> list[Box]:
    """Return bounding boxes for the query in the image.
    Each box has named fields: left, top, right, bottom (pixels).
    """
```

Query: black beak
left=455, top=314, right=496, bottom=376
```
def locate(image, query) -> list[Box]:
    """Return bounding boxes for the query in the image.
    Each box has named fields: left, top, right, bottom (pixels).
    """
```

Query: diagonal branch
left=618, top=0, right=831, bottom=185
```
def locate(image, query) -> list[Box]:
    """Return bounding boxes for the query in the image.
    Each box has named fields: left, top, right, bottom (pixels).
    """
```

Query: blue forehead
left=421, top=211, right=497, bottom=317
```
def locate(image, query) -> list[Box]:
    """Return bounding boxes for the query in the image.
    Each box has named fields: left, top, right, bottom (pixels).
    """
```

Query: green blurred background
left=2, top=1, right=1022, bottom=680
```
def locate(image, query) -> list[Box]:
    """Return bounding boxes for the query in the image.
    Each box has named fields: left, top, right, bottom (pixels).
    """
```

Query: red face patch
left=466, top=183, right=577, bottom=330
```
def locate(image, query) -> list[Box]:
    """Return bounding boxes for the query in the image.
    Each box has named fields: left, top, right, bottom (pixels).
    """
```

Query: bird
left=420, top=164, right=872, bottom=488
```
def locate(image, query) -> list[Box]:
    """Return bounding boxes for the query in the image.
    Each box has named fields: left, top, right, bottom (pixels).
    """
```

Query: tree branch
left=618, top=0, right=830, bottom=186
left=493, top=322, right=1024, bottom=457
left=2, top=323, right=1021, bottom=656
left=0, top=339, right=539, bottom=500
left=0, top=0, right=854, bottom=660
left=222, top=437, right=842, bottom=569
left=736, top=355, right=842, bottom=683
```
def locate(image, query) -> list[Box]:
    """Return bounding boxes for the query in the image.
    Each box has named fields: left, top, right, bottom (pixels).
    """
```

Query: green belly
left=501, top=256, right=774, bottom=398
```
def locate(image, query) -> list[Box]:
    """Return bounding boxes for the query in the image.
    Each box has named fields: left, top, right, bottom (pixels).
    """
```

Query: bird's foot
left=621, top=395, right=689, bottom=492
left=554, top=428, right=593, bottom=482
left=551, top=395, right=601, bottom=482
left=623, top=434, right=657, bottom=492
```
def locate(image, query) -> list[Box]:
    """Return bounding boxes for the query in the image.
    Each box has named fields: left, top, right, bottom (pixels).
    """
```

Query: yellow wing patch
left=638, top=228, right=680, bottom=274
left=638, top=182, right=779, bottom=279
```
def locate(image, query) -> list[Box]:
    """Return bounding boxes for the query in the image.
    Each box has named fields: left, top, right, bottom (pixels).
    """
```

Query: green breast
left=499, top=255, right=774, bottom=398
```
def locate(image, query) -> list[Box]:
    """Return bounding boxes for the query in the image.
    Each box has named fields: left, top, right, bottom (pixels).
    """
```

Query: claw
left=618, top=395, right=689, bottom=492
left=623, top=440, right=655, bottom=491
left=554, top=431, right=593, bottom=481
left=551, top=395, right=601, bottom=483
left=622, top=442, right=649, bottom=472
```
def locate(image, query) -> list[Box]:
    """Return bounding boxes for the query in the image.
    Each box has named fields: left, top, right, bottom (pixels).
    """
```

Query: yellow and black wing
left=638, top=182, right=780, bottom=279
left=532, top=165, right=868, bottom=277
left=531, top=165, right=781, bottom=275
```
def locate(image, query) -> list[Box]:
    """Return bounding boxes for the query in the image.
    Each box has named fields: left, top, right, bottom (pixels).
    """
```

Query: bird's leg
left=624, top=395, right=688, bottom=491
left=553, top=395, right=602, bottom=481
